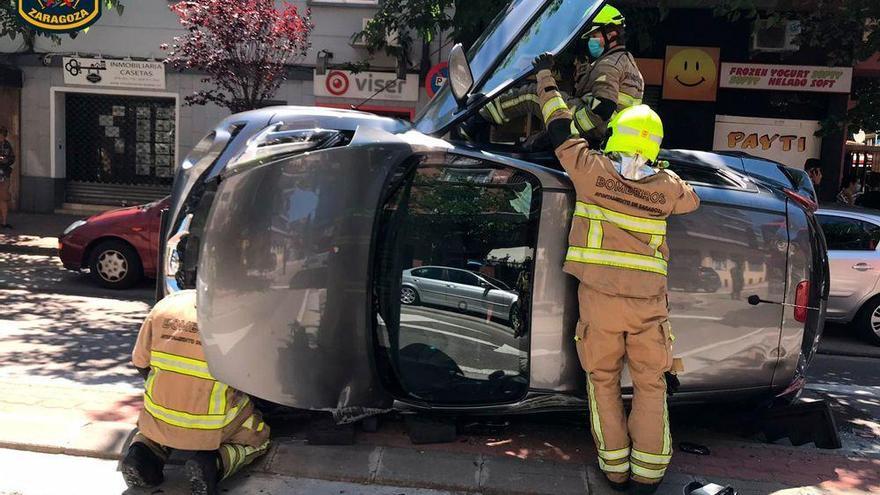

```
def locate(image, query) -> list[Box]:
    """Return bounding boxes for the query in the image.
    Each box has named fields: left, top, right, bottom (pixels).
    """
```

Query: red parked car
left=59, top=196, right=168, bottom=289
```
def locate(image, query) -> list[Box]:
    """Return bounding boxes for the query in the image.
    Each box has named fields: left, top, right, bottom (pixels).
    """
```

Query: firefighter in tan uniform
left=532, top=53, right=700, bottom=494
left=477, top=5, right=643, bottom=146
left=121, top=290, right=270, bottom=495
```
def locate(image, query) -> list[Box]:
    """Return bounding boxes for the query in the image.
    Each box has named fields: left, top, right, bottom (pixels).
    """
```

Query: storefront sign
left=634, top=58, right=664, bottom=86
left=314, top=70, right=419, bottom=102
left=425, top=62, right=449, bottom=99
left=713, top=115, right=821, bottom=169
left=63, top=57, right=166, bottom=90
left=18, top=0, right=101, bottom=33
left=719, top=63, right=853, bottom=93
left=663, top=46, right=720, bottom=102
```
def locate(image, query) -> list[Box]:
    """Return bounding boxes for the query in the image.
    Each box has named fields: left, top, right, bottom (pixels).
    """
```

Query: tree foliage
left=162, top=0, right=313, bottom=113
left=353, top=0, right=507, bottom=70
left=0, top=0, right=125, bottom=52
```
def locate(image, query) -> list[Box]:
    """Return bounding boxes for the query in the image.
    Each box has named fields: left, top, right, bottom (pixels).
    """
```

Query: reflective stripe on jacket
left=132, top=290, right=252, bottom=450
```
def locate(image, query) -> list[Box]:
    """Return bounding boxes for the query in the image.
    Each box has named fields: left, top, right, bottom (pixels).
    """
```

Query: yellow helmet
left=604, top=105, right=664, bottom=162
left=583, top=5, right=625, bottom=37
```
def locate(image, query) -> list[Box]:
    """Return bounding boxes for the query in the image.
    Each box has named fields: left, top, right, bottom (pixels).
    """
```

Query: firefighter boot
left=120, top=442, right=165, bottom=488
left=186, top=451, right=221, bottom=495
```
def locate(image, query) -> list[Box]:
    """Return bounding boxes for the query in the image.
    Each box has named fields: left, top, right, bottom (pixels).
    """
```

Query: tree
left=353, top=0, right=507, bottom=72
left=161, top=0, right=313, bottom=113
left=0, top=0, right=125, bottom=52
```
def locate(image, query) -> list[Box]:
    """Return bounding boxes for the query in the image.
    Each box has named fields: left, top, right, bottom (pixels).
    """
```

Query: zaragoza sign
left=18, top=0, right=102, bottom=33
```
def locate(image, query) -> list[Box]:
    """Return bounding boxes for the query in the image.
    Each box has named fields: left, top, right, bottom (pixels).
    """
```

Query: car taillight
left=784, top=188, right=818, bottom=212
left=795, top=280, right=810, bottom=323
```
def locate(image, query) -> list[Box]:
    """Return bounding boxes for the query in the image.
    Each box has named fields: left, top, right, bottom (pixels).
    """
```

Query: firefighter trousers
left=575, top=283, right=673, bottom=486
left=132, top=410, right=271, bottom=481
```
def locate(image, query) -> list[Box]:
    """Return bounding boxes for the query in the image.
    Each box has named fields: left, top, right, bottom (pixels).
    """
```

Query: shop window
left=65, top=93, right=176, bottom=189
left=373, top=153, right=541, bottom=405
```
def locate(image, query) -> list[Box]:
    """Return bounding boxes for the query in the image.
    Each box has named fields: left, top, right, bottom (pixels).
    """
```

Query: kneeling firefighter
left=532, top=53, right=700, bottom=493
left=121, top=290, right=270, bottom=495
left=477, top=4, right=644, bottom=146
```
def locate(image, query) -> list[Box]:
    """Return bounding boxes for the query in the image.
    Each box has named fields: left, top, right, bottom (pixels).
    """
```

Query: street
left=1, top=216, right=879, bottom=494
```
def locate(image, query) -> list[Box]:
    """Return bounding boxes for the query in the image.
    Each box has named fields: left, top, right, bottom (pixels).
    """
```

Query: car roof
left=817, top=204, right=880, bottom=222
left=659, top=149, right=743, bottom=171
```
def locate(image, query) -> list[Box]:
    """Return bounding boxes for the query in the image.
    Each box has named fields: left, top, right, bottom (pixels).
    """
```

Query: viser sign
left=314, top=70, right=419, bottom=102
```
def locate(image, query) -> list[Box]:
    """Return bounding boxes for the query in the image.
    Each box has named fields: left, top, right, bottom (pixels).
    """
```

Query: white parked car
left=817, top=206, right=880, bottom=345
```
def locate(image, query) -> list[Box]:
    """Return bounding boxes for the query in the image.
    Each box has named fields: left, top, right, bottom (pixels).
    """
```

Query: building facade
left=0, top=0, right=440, bottom=212
left=1, top=1, right=875, bottom=211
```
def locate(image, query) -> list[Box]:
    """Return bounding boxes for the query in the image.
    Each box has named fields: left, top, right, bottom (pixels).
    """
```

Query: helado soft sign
left=314, top=70, right=419, bottom=102
left=719, top=63, right=853, bottom=94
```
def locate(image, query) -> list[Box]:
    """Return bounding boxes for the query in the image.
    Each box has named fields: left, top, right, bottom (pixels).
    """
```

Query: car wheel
left=400, top=286, right=420, bottom=305
left=855, top=296, right=880, bottom=346
left=509, top=304, right=522, bottom=334
left=89, top=240, right=143, bottom=290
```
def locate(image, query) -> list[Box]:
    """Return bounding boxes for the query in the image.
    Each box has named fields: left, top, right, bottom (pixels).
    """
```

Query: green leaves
left=353, top=0, right=506, bottom=69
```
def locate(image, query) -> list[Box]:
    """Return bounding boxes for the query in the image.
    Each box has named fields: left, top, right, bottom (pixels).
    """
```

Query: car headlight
left=62, top=220, right=87, bottom=236
left=228, top=125, right=348, bottom=170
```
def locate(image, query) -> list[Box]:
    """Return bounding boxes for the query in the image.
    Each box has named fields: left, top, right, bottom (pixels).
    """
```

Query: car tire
left=89, top=239, right=143, bottom=290
left=509, top=303, right=522, bottom=334
left=400, top=286, right=420, bottom=305
left=855, top=295, right=880, bottom=346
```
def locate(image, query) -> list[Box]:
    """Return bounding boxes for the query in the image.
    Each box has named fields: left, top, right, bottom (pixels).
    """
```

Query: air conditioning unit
left=353, top=18, right=399, bottom=47
left=751, top=19, right=801, bottom=52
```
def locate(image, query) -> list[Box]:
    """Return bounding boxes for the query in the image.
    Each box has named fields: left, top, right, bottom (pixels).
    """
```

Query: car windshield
left=414, top=0, right=603, bottom=135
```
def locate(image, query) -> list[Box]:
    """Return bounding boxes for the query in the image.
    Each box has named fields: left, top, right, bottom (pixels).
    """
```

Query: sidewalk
left=0, top=212, right=81, bottom=256
left=0, top=378, right=877, bottom=495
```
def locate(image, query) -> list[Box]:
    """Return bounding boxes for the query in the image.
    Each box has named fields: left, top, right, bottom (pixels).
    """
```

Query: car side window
left=665, top=161, right=750, bottom=189
left=414, top=267, right=444, bottom=280
left=448, top=270, right=480, bottom=286
left=818, top=215, right=880, bottom=251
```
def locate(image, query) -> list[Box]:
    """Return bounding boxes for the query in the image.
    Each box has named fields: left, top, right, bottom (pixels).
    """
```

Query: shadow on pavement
left=0, top=288, right=148, bottom=387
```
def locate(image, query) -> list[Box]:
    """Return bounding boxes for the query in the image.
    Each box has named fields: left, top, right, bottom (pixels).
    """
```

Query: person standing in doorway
left=0, top=126, right=15, bottom=229
left=804, top=158, right=822, bottom=200
left=837, top=175, right=859, bottom=206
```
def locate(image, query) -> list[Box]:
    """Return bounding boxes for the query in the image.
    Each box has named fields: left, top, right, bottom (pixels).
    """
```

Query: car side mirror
left=448, top=43, right=474, bottom=107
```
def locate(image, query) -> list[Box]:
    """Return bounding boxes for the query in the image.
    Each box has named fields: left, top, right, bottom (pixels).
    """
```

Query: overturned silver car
left=161, top=0, right=828, bottom=420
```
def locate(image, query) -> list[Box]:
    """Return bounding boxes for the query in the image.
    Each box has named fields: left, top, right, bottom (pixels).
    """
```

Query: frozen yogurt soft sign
left=314, top=70, right=419, bottom=102
left=719, top=63, right=852, bottom=93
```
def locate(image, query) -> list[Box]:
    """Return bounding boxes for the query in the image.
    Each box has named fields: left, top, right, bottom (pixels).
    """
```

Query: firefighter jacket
left=479, top=47, right=644, bottom=143
left=132, top=290, right=255, bottom=451
left=536, top=70, right=699, bottom=299
left=570, top=46, right=644, bottom=140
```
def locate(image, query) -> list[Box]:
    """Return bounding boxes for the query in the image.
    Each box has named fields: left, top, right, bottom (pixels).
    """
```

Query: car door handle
left=852, top=263, right=873, bottom=271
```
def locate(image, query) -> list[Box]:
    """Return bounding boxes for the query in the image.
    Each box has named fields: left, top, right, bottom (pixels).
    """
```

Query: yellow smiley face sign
left=663, top=46, right=721, bottom=102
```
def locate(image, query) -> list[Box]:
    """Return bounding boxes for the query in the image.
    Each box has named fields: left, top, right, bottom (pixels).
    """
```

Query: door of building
left=65, top=93, right=176, bottom=206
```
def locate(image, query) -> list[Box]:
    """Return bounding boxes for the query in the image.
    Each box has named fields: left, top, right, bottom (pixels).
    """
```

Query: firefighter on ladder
left=532, top=52, right=700, bottom=494
left=121, top=290, right=270, bottom=495
left=476, top=4, right=643, bottom=147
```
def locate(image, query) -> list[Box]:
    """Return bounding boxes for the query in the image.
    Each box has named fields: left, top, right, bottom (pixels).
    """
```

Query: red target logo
left=325, top=71, right=350, bottom=96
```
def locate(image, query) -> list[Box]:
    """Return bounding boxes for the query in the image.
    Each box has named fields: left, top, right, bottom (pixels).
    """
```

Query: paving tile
left=480, top=454, right=587, bottom=495
left=375, top=446, right=481, bottom=491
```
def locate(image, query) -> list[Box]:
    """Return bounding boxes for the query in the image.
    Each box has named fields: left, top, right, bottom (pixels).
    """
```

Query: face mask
left=588, top=38, right=604, bottom=58
left=613, top=153, right=658, bottom=181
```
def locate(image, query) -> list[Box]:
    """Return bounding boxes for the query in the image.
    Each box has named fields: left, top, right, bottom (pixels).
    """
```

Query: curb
left=817, top=348, right=880, bottom=359
left=0, top=244, right=58, bottom=257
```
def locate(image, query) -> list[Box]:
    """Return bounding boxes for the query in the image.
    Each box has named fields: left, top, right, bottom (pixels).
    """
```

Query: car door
left=638, top=159, right=788, bottom=392
left=411, top=267, right=449, bottom=306
left=815, top=213, right=880, bottom=320
left=446, top=269, right=489, bottom=316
